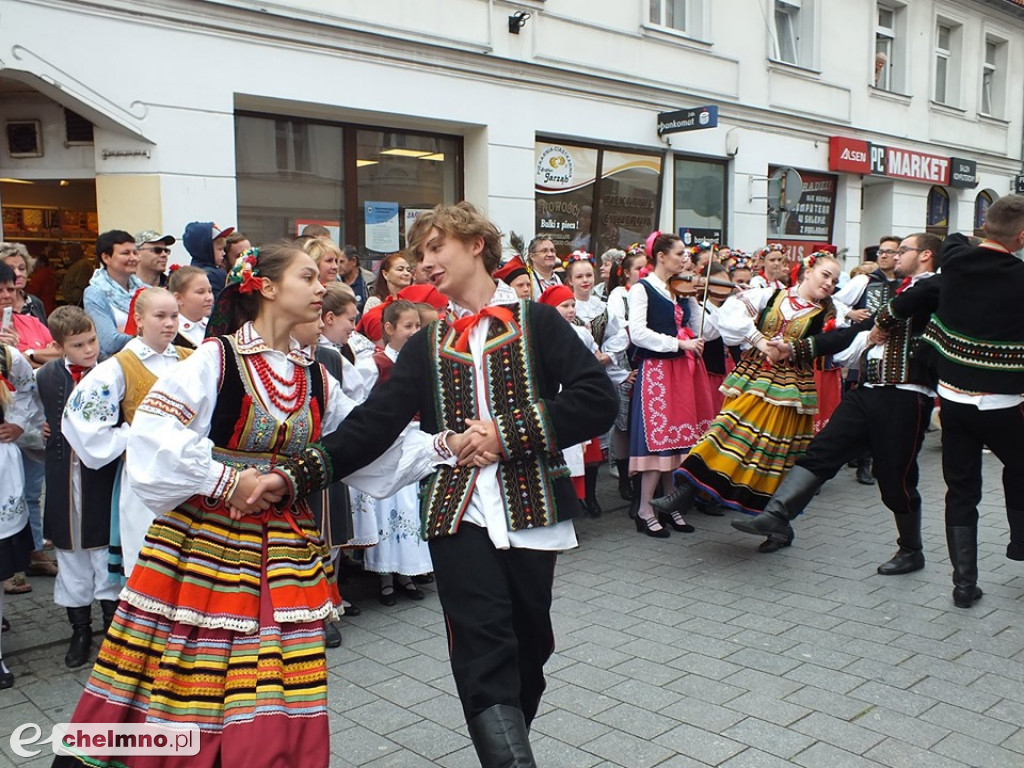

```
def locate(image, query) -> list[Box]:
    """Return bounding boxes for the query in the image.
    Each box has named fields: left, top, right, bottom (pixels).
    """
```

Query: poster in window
left=364, top=201, right=400, bottom=253
left=598, top=151, right=662, bottom=254
left=534, top=143, right=598, bottom=256
left=766, top=167, right=837, bottom=242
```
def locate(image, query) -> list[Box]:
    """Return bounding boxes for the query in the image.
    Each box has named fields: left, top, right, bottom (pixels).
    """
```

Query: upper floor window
left=981, top=36, right=1007, bottom=118
left=771, top=0, right=815, bottom=68
left=648, top=0, right=705, bottom=37
left=934, top=20, right=962, bottom=106
left=874, top=3, right=907, bottom=92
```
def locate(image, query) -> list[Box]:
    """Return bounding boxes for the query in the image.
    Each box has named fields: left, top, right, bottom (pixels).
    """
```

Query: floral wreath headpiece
left=766, top=243, right=786, bottom=253
left=625, top=242, right=645, bottom=259
left=566, top=249, right=594, bottom=265
left=227, top=247, right=263, bottom=294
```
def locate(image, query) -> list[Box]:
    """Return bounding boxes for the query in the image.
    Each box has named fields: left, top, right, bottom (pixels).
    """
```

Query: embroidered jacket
left=881, top=234, right=1024, bottom=394
left=310, top=300, right=619, bottom=538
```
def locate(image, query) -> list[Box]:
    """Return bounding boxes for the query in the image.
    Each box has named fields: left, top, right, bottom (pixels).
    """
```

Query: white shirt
left=626, top=274, right=707, bottom=354
left=125, top=322, right=444, bottom=514
left=452, top=282, right=577, bottom=551
left=178, top=316, right=208, bottom=347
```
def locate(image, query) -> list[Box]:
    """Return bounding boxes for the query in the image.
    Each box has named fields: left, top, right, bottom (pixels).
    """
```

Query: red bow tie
left=451, top=306, right=514, bottom=353
left=896, top=277, right=913, bottom=295
left=69, top=364, right=92, bottom=384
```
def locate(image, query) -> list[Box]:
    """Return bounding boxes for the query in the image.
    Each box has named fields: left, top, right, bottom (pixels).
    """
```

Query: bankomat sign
left=829, top=136, right=975, bottom=187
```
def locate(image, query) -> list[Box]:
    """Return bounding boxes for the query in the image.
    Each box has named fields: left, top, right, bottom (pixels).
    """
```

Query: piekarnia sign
left=828, top=136, right=977, bottom=188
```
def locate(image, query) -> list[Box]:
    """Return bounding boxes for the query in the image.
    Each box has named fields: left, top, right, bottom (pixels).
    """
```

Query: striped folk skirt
left=678, top=391, right=815, bottom=515
left=59, top=497, right=339, bottom=768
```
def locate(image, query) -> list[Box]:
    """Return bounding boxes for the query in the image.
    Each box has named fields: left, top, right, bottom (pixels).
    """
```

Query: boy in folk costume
left=253, top=203, right=619, bottom=766
left=35, top=307, right=121, bottom=668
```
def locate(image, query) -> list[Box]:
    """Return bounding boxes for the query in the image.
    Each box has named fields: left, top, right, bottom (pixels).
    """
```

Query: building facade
left=1, top=0, right=1022, bottom=275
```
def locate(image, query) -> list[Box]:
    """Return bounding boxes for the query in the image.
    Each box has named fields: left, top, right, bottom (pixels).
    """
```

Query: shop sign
left=949, top=157, right=978, bottom=189
left=767, top=166, right=837, bottom=243
left=828, top=137, right=870, bottom=174
left=829, top=136, right=955, bottom=186
left=535, top=145, right=577, bottom=190
left=772, top=240, right=834, bottom=261
left=657, top=106, right=719, bottom=136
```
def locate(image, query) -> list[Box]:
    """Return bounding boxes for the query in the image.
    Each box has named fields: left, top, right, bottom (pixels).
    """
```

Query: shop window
left=235, top=113, right=462, bottom=253
left=974, top=189, right=995, bottom=237
left=926, top=185, right=949, bottom=237
left=674, top=157, right=727, bottom=245
left=771, top=0, right=815, bottom=68
left=981, top=36, right=1007, bottom=118
left=933, top=19, right=962, bottom=106
left=534, top=140, right=661, bottom=258
left=648, top=0, right=705, bottom=37
left=874, top=3, right=905, bottom=92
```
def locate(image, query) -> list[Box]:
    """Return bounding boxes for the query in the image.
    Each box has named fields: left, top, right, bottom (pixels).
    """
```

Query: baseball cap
left=212, top=224, right=235, bottom=240
left=135, top=230, right=176, bottom=247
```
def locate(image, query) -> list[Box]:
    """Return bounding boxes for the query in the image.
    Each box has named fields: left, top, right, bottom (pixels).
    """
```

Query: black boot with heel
left=947, top=526, right=983, bottom=608
left=732, top=466, right=822, bottom=552
left=64, top=606, right=93, bottom=668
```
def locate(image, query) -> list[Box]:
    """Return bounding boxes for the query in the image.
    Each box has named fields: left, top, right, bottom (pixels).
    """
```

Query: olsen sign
left=829, top=136, right=977, bottom=188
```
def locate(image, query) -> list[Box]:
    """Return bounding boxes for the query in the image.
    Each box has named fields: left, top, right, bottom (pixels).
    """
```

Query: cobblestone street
left=2, top=431, right=1023, bottom=767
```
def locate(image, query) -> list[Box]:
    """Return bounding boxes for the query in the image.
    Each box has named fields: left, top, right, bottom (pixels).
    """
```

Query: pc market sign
left=657, top=106, right=719, bottom=137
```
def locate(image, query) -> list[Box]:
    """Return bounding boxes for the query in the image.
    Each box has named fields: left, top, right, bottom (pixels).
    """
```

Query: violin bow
left=698, top=243, right=716, bottom=338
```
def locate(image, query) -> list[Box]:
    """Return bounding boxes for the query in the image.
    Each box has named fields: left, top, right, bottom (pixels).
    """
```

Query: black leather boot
left=99, top=600, right=118, bottom=633
left=1006, top=509, right=1024, bottom=561
left=856, top=456, right=875, bottom=485
left=947, top=526, right=983, bottom=608
left=732, top=466, right=822, bottom=551
left=650, top=481, right=694, bottom=515
left=584, top=465, right=601, bottom=518
left=65, top=606, right=93, bottom=668
left=466, top=704, right=537, bottom=768
left=878, top=511, right=925, bottom=575
left=616, top=460, right=633, bottom=500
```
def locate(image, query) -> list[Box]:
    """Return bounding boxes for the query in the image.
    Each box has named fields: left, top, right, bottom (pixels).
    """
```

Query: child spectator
left=357, top=300, right=434, bottom=605
left=539, top=284, right=610, bottom=517
left=35, top=306, right=121, bottom=668
left=493, top=255, right=532, bottom=299
left=63, top=288, right=193, bottom=582
left=0, top=343, right=43, bottom=687
left=168, top=265, right=214, bottom=349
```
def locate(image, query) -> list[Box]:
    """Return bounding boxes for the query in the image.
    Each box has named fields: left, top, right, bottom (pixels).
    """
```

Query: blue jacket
left=184, top=222, right=227, bottom=300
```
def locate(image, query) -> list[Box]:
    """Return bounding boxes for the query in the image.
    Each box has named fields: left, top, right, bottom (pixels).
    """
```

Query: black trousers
left=797, top=387, right=933, bottom=518
left=939, top=398, right=1024, bottom=541
left=428, top=523, right=557, bottom=725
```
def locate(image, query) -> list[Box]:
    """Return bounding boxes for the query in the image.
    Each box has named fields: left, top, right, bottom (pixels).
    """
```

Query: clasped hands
left=226, top=420, right=502, bottom=520
left=756, top=337, right=793, bottom=364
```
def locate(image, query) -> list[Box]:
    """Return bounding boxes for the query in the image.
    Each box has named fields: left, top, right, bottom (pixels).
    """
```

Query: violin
left=666, top=274, right=736, bottom=302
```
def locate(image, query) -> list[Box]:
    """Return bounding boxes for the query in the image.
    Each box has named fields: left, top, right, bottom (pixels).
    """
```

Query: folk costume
left=36, top=356, right=121, bottom=665
left=627, top=273, right=717, bottom=473
left=55, top=322, right=450, bottom=768
left=356, top=344, right=433, bottom=580
left=677, top=286, right=840, bottom=515
left=887, top=233, right=1024, bottom=607
left=0, top=346, right=41, bottom=584
left=172, top=314, right=208, bottom=349
left=275, top=283, right=618, bottom=763
left=62, top=337, right=193, bottom=580
left=733, top=274, right=934, bottom=558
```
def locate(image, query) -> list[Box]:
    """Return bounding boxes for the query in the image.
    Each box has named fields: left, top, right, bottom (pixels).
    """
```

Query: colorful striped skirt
left=678, top=391, right=815, bottom=515
left=59, top=497, right=339, bottom=768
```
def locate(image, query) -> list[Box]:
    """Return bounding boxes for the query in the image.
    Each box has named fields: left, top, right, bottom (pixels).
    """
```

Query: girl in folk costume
left=695, top=261, right=740, bottom=414
left=54, top=245, right=457, bottom=768
left=168, top=264, right=214, bottom=349
left=0, top=344, right=43, bottom=688
left=539, top=284, right=612, bottom=517
left=748, top=243, right=790, bottom=290
left=628, top=232, right=717, bottom=538
left=63, top=287, right=193, bottom=584
left=357, top=299, right=434, bottom=606
left=657, top=253, right=847, bottom=549
left=565, top=250, right=611, bottom=348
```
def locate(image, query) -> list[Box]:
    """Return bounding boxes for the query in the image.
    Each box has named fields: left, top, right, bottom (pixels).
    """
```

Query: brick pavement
left=2, top=431, right=1023, bottom=767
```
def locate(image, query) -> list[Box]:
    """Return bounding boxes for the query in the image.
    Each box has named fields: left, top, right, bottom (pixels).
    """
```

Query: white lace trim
left=274, top=601, right=340, bottom=624
left=120, top=589, right=260, bottom=634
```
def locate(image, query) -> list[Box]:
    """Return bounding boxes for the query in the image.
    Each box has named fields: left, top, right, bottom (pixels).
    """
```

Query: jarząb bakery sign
left=829, top=136, right=977, bottom=189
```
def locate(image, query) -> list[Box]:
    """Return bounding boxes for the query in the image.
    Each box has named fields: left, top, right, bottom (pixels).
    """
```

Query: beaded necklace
left=248, top=354, right=307, bottom=414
